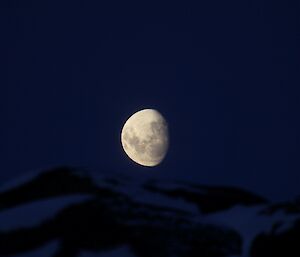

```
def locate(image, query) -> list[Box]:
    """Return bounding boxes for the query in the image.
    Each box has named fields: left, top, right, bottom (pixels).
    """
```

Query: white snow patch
left=90, top=173, right=199, bottom=215
left=0, top=195, right=92, bottom=231
left=203, top=205, right=300, bottom=257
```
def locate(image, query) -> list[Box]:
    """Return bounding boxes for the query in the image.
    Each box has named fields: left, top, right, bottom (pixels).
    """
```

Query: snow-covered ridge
left=0, top=166, right=299, bottom=257
left=0, top=195, right=92, bottom=231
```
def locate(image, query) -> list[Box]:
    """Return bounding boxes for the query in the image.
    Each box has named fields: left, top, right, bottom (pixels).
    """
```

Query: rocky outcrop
left=251, top=200, right=300, bottom=257
left=0, top=166, right=298, bottom=257
left=144, top=180, right=267, bottom=213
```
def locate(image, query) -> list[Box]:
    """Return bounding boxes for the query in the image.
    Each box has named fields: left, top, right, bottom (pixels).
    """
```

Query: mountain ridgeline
left=0, top=167, right=299, bottom=257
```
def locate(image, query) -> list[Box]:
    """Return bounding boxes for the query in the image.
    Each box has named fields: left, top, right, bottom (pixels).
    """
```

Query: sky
left=1, top=0, right=299, bottom=201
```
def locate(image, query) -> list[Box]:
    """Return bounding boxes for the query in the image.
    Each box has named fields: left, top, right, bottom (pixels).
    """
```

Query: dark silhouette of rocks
left=251, top=219, right=300, bottom=257
left=250, top=199, right=300, bottom=257
left=144, top=181, right=267, bottom=213
left=0, top=167, right=99, bottom=210
left=0, top=166, right=298, bottom=257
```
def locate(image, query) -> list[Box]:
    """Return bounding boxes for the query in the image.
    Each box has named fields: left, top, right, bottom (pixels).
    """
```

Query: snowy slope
left=203, top=205, right=300, bottom=257
left=0, top=166, right=298, bottom=257
left=0, top=195, right=92, bottom=231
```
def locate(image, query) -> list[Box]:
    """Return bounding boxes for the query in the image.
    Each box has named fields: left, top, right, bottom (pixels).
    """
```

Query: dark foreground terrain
left=0, top=167, right=299, bottom=257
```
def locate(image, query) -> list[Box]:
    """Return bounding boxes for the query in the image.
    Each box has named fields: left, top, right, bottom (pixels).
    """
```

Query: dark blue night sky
left=1, top=0, right=299, bottom=200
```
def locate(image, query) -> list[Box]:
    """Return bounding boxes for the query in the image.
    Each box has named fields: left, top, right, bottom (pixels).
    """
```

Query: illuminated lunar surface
left=121, top=109, right=169, bottom=167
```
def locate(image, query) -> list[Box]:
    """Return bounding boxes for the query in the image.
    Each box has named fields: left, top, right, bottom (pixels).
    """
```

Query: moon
left=121, top=109, right=169, bottom=167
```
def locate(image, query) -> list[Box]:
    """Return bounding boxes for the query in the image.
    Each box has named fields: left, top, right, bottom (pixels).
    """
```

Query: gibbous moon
left=121, top=109, right=169, bottom=167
